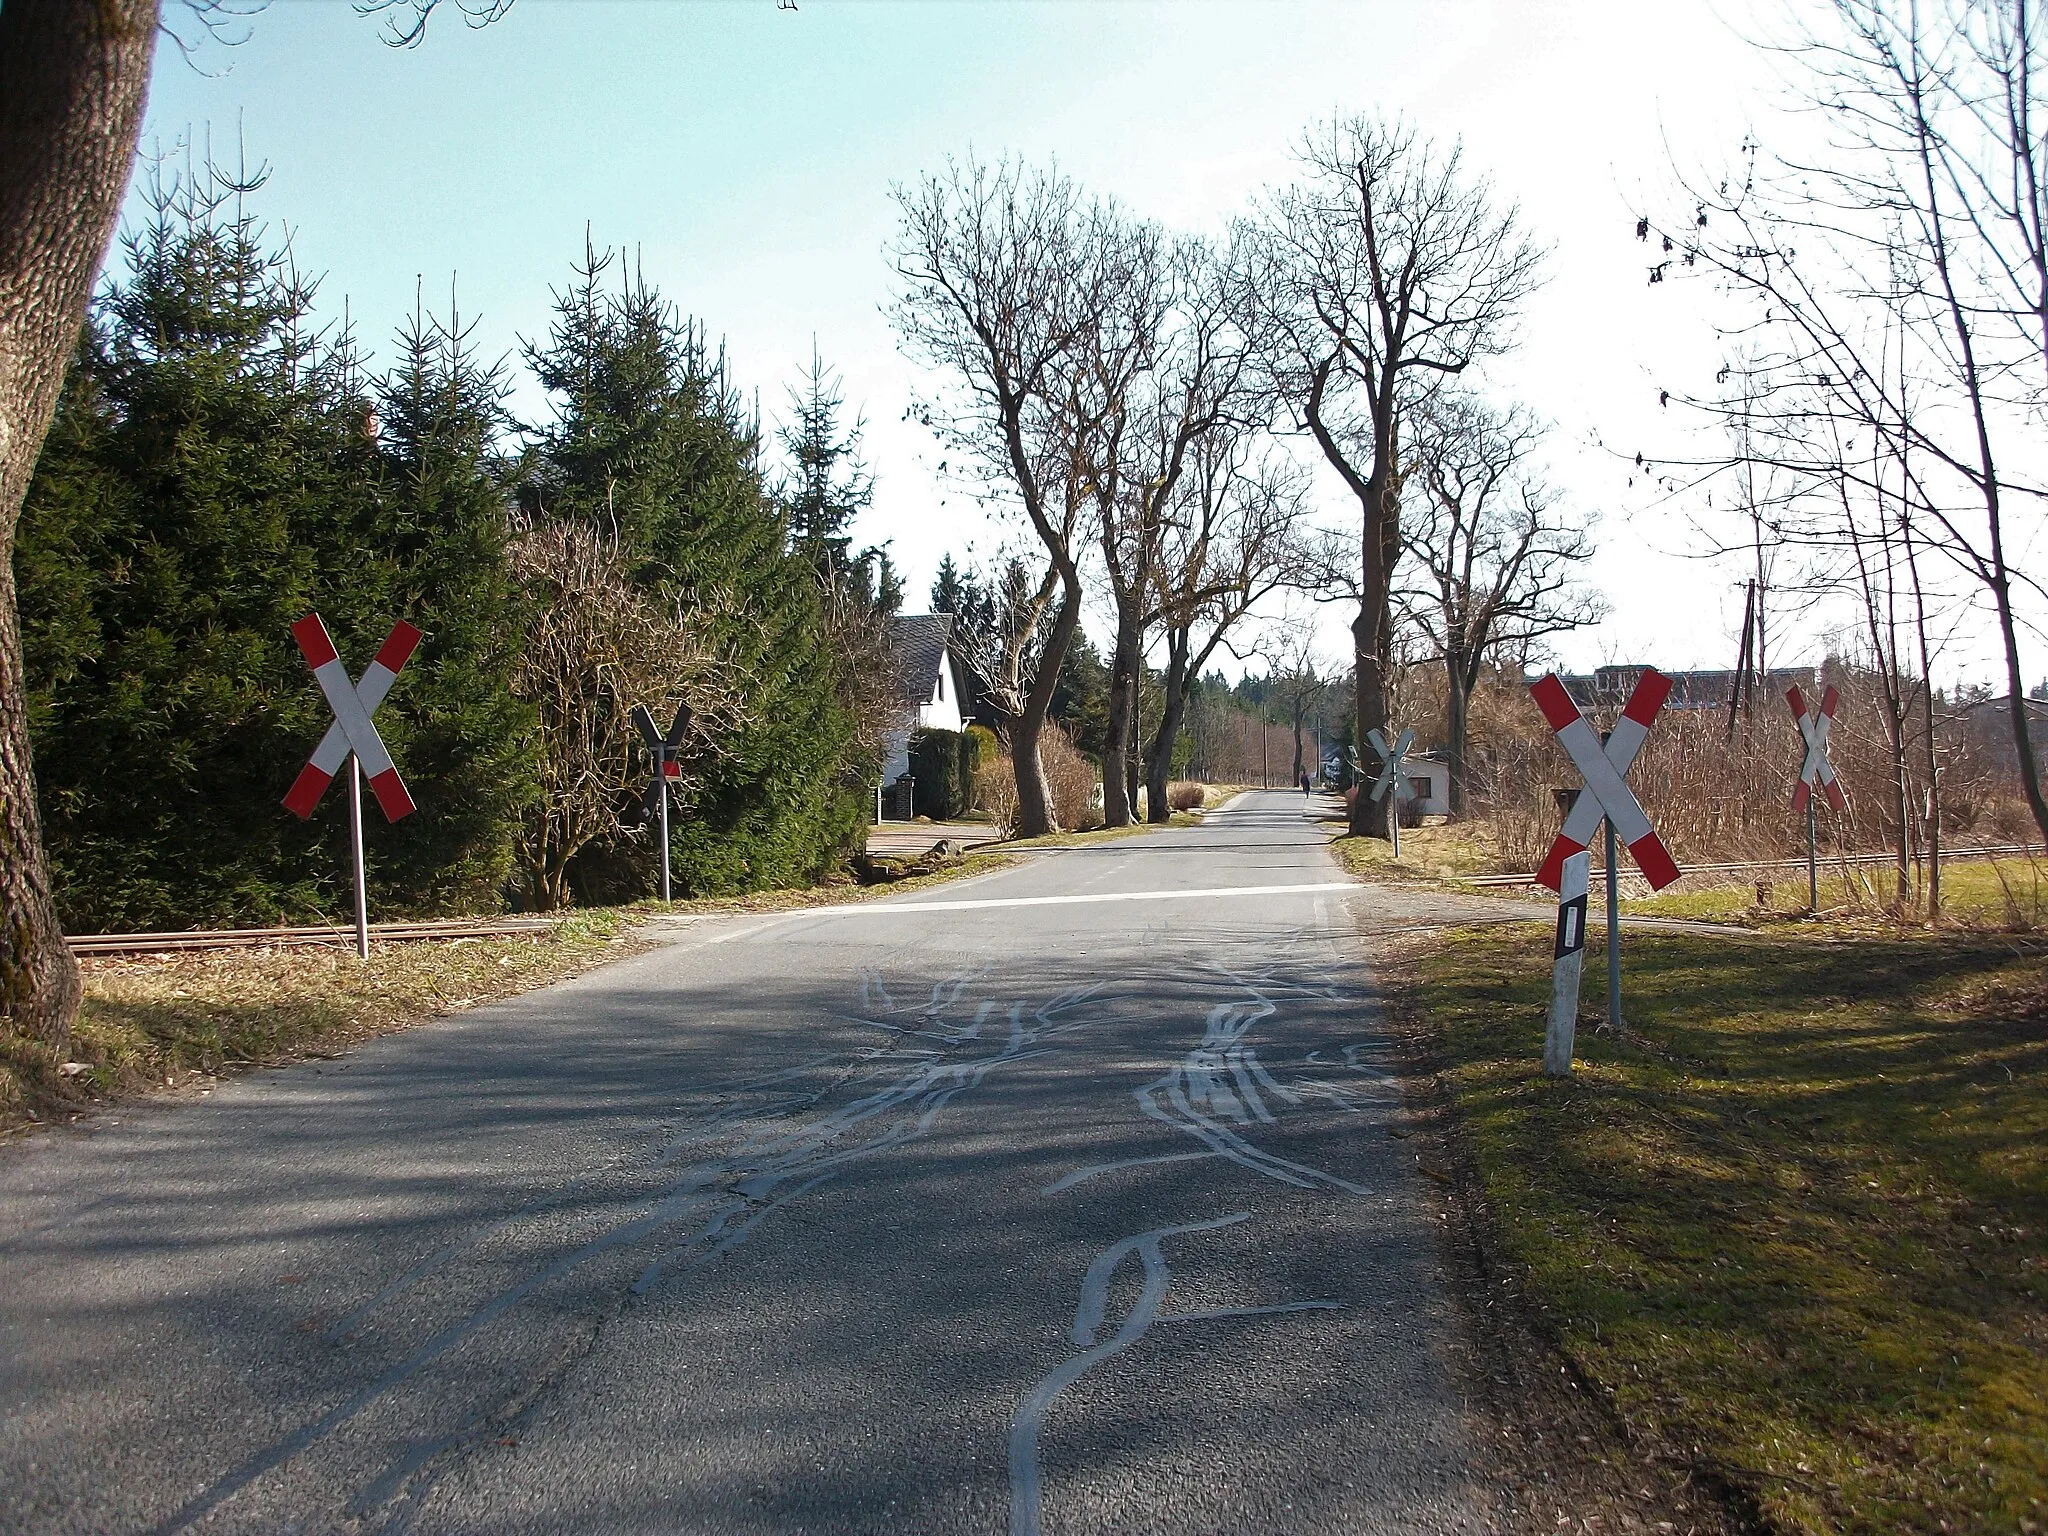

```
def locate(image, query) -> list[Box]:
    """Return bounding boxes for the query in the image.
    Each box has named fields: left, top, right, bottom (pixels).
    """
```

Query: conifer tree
left=19, top=163, right=532, bottom=925
left=519, top=246, right=865, bottom=898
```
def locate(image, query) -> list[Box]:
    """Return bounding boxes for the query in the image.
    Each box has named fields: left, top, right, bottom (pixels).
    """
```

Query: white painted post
left=349, top=755, right=369, bottom=962
left=1546, top=849, right=1590, bottom=1076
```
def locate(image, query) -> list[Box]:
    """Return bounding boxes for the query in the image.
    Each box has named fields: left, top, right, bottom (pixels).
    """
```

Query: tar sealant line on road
left=152, top=969, right=1112, bottom=1534
left=1007, top=1214, right=1251, bottom=1536
left=811, top=880, right=1361, bottom=916
left=1011, top=943, right=1397, bottom=1534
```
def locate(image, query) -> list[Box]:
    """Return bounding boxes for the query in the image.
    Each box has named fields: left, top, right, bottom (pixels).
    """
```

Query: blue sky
left=124, top=0, right=2039, bottom=689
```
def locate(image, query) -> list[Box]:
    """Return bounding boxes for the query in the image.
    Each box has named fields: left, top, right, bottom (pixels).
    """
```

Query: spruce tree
left=520, top=247, right=865, bottom=898
left=18, top=165, right=533, bottom=926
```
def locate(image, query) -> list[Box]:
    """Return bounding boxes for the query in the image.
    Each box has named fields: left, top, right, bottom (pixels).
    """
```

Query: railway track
left=68, top=915, right=559, bottom=957
left=1459, top=841, right=2044, bottom=888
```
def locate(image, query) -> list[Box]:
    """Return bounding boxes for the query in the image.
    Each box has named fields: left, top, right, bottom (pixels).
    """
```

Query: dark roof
left=886, top=613, right=955, bottom=707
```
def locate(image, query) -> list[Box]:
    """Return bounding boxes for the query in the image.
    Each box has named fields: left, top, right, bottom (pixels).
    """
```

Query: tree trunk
left=1012, top=569, right=1083, bottom=837
left=1144, top=629, right=1191, bottom=824
left=1886, top=692, right=1911, bottom=909
left=1907, top=530, right=1940, bottom=922
left=1445, top=651, right=1471, bottom=816
left=1101, top=614, right=1140, bottom=827
left=0, top=0, right=158, bottom=1054
left=1349, top=450, right=1401, bottom=839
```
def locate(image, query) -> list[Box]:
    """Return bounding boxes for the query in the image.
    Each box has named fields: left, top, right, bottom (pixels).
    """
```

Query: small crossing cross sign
left=632, top=700, right=691, bottom=903
left=1365, top=727, right=1414, bottom=805
left=283, top=615, right=420, bottom=822
left=1785, top=683, right=1846, bottom=813
left=631, top=702, right=692, bottom=821
left=1530, top=669, right=1681, bottom=892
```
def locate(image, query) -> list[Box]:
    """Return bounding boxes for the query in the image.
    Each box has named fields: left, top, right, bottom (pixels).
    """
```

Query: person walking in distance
left=1300, top=769, right=1312, bottom=798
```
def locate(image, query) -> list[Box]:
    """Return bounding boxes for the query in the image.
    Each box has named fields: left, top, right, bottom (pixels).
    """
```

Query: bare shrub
left=1167, top=781, right=1206, bottom=812
left=1039, top=720, right=1101, bottom=831
left=508, top=517, right=745, bottom=909
left=975, top=755, right=1020, bottom=838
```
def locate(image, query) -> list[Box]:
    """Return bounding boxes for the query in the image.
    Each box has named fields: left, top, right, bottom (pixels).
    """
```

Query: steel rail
left=69, top=916, right=558, bottom=957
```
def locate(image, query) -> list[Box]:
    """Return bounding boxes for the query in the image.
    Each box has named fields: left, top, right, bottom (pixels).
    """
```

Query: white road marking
left=809, top=881, right=1359, bottom=916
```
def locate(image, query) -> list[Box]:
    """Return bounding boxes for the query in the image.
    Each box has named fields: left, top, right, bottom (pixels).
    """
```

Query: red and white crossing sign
left=1530, top=669, right=1682, bottom=892
left=282, top=614, right=421, bottom=822
left=1785, top=683, right=1846, bottom=813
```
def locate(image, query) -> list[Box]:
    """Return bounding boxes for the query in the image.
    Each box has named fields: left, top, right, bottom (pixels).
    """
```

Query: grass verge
left=1332, top=820, right=1505, bottom=883
left=1391, top=921, right=2046, bottom=1535
left=1622, top=856, right=2048, bottom=934
left=1, top=909, right=639, bottom=1139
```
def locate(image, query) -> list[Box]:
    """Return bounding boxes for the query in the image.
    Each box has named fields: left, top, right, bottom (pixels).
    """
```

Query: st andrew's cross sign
left=1529, top=667, right=1679, bottom=1076
left=282, top=614, right=422, bottom=960
left=632, top=701, right=692, bottom=903
left=1530, top=669, right=1681, bottom=893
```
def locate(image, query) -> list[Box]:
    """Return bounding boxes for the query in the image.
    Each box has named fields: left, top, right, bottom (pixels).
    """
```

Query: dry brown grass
left=0, top=912, right=639, bottom=1138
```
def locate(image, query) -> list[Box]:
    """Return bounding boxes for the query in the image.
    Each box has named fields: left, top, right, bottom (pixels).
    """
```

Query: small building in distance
left=1402, top=754, right=1453, bottom=819
left=879, top=613, right=970, bottom=818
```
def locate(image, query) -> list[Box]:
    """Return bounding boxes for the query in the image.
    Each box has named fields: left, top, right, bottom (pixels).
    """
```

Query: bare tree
left=947, top=553, right=1061, bottom=746
left=1142, top=432, right=1309, bottom=819
left=1243, top=114, right=1545, bottom=839
left=1642, top=0, right=2048, bottom=849
left=889, top=157, right=1113, bottom=835
left=1268, top=618, right=1332, bottom=792
left=1397, top=391, right=1603, bottom=813
left=1077, top=230, right=1259, bottom=825
left=507, top=518, right=743, bottom=910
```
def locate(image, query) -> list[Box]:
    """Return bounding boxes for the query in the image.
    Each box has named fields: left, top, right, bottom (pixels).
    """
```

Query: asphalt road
left=0, top=791, right=1494, bottom=1536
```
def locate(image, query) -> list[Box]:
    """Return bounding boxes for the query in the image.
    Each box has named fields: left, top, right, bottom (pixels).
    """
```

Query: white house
left=880, top=613, right=970, bottom=814
left=1401, top=755, right=1452, bottom=819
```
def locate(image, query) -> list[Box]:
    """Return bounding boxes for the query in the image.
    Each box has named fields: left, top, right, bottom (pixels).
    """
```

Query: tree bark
left=0, top=0, right=158, bottom=1054
left=1445, top=649, right=1471, bottom=816
left=1101, top=613, right=1140, bottom=827
left=1349, top=452, right=1399, bottom=839
left=1143, top=628, right=1192, bottom=824
left=1012, top=568, right=1083, bottom=837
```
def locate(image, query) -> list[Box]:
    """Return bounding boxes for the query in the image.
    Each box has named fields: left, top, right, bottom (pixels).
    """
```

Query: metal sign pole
left=349, top=755, right=369, bottom=961
left=1604, top=813, right=1621, bottom=1031
left=1547, top=848, right=1591, bottom=1075
left=658, top=768, right=672, bottom=903
left=1807, top=797, right=1819, bottom=912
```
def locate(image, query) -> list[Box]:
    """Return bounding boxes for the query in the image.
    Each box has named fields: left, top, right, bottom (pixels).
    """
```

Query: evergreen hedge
left=908, top=727, right=982, bottom=820
left=16, top=171, right=870, bottom=926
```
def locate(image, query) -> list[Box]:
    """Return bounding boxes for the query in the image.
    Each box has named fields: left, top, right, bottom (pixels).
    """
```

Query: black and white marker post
left=1365, top=726, right=1414, bottom=859
left=632, top=702, right=691, bottom=903
left=1546, top=847, right=1591, bottom=1075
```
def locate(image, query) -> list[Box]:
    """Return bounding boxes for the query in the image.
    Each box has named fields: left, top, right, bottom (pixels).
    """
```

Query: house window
left=937, top=669, right=945, bottom=702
